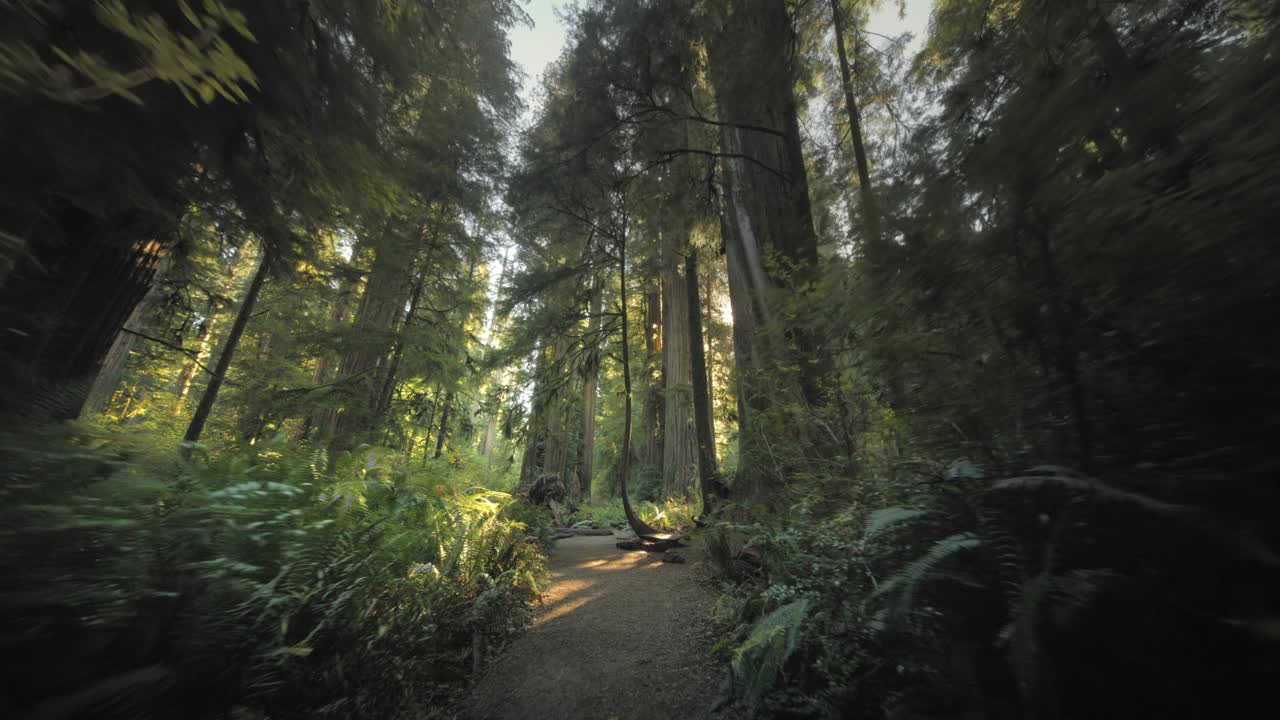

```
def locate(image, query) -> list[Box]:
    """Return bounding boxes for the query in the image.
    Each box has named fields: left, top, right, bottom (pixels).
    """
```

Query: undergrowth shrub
left=565, top=496, right=699, bottom=532
left=0, top=425, right=549, bottom=719
left=706, top=463, right=1280, bottom=719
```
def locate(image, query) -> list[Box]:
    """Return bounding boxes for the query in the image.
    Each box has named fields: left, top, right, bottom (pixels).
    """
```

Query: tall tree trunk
left=829, top=0, right=881, bottom=246
left=184, top=244, right=272, bottom=444
left=640, top=281, right=664, bottom=474
left=661, top=205, right=698, bottom=500
left=579, top=273, right=604, bottom=501
left=708, top=0, right=838, bottom=503
left=687, top=252, right=728, bottom=514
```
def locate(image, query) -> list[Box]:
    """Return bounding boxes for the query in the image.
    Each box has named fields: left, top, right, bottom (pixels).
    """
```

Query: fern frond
left=864, top=506, right=930, bottom=541
left=869, top=532, right=984, bottom=620
left=730, top=598, right=811, bottom=704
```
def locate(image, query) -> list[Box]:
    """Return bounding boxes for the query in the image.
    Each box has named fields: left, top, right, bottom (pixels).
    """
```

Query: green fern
left=730, top=598, right=812, bottom=705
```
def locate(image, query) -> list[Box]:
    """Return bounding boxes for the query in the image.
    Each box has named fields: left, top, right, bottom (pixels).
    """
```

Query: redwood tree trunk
left=661, top=204, right=697, bottom=500
left=329, top=225, right=414, bottom=451
left=708, top=0, right=837, bottom=502
left=640, top=281, right=664, bottom=475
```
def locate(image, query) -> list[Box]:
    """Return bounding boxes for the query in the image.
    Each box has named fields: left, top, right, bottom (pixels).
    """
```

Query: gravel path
left=464, top=534, right=724, bottom=720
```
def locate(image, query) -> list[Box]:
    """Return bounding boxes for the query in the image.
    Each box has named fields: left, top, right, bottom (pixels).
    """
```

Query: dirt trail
left=465, top=534, right=723, bottom=720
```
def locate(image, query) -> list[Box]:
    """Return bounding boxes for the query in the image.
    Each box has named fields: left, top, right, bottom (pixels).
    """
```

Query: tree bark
left=184, top=244, right=272, bottom=444
left=329, top=224, right=415, bottom=451
left=640, top=281, right=664, bottom=474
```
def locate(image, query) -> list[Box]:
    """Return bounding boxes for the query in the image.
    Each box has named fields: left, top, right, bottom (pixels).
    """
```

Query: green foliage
left=0, top=0, right=258, bottom=105
left=0, top=426, right=547, bottom=719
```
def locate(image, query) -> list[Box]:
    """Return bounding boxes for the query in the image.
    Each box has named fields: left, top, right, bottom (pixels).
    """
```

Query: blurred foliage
left=0, top=424, right=548, bottom=719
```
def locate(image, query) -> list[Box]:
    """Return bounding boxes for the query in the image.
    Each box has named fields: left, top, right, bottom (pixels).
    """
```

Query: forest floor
left=463, top=534, right=724, bottom=720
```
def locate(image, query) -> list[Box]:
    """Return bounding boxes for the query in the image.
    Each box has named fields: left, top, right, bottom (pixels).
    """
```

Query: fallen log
left=552, top=527, right=614, bottom=537
left=616, top=537, right=682, bottom=552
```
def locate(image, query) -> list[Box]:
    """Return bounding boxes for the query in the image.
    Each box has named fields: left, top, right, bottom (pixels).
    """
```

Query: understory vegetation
left=1, top=426, right=549, bottom=719
left=4, top=0, right=1280, bottom=718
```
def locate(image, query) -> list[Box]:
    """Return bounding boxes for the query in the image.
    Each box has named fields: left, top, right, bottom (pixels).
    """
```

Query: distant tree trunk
left=173, top=306, right=218, bottom=415
left=708, top=0, right=838, bottom=503
left=433, top=389, right=454, bottom=459
left=478, top=373, right=503, bottom=458
left=579, top=273, right=604, bottom=501
left=518, top=346, right=549, bottom=492
left=661, top=208, right=698, bottom=500
left=640, top=281, right=664, bottom=473
left=478, top=250, right=511, bottom=459
left=184, top=244, right=272, bottom=444
left=687, top=251, right=728, bottom=514
left=829, top=0, right=881, bottom=246
left=81, top=247, right=174, bottom=416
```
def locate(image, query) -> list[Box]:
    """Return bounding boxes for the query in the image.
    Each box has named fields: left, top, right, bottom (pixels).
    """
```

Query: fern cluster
left=705, top=464, right=1280, bottom=719
left=0, top=425, right=549, bottom=719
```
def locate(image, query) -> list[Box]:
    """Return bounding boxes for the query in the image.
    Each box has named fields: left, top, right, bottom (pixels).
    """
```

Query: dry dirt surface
left=463, top=534, right=724, bottom=720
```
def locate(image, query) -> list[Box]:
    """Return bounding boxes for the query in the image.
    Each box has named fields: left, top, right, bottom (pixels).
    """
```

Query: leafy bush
left=0, top=426, right=547, bottom=719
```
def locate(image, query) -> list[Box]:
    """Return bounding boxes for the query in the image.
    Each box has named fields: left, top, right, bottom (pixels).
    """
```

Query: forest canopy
left=2, top=0, right=1279, bottom=718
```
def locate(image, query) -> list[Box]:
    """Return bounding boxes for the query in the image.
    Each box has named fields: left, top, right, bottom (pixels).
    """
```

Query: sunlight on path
left=466, top=535, right=722, bottom=720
